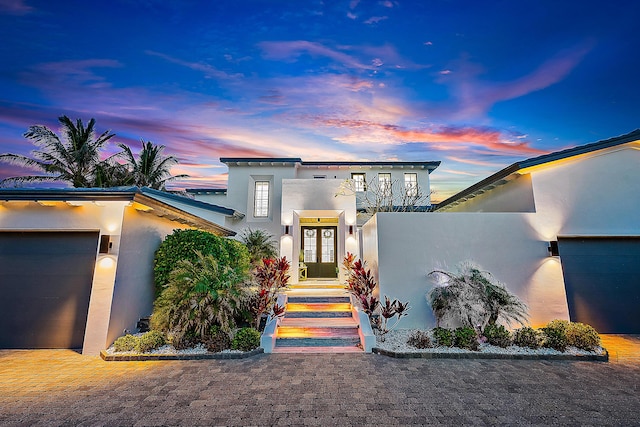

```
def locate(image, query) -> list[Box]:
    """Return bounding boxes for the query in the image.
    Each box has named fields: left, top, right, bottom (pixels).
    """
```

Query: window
left=351, top=173, right=366, bottom=192
left=253, top=181, right=269, bottom=217
left=378, top=173, right=391, bottom=194
left=321, top=228, right=335, bottom=262
left=405, top=173, right=418, bottom=197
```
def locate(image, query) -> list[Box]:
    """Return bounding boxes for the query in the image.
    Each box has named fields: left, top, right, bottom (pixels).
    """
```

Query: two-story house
left=187, top=158, right=440, bottom=283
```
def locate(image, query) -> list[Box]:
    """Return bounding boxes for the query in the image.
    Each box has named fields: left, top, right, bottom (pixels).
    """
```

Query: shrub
left=427, top=261, right=528, bottom=329
left=205, top=325, right=232, bottom=353
left=432, top=327, right=454, bottom=347
left=454, top=327, right=479, bottom=351
left=153, top=229, right=250, bottom=297
left=232, top=327, right=261, bottom=351
left=566, top=322, right=601, bottom=351
left=250, top=257, right=290, bottom=329
left=541, top=319, right=569, bottom=351
left=113, top=334, right=137, bottom=352
left=343, top=253, right=378, bottom=316
left=135, top=330, right=165, bottom=353
left=151, top=251, right=249, bottom=342
left=407, top=331, right=431, bottom=349
left=512, top=326, right=542, bottom=349
left=483, top=324, right=512, bottom=348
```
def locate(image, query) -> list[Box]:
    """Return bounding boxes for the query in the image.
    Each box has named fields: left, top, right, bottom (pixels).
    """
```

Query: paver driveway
left=1, top=337, right=639, bottom=426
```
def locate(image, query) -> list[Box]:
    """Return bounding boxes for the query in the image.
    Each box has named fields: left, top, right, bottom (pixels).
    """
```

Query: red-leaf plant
left=252, top=256, right=290, bottom=329
left=378, top=296, right=411, bottom=336
left=343, top=253, right=378, bottom=316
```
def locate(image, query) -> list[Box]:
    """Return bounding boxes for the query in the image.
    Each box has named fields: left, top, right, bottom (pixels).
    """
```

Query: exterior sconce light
left=284, top=225, right=291, bottom=236
left=348, top=225, right=354, bottom=235
left=99, top=235, right=112, bottom=254
left=548, top=241, right=559, bottom=257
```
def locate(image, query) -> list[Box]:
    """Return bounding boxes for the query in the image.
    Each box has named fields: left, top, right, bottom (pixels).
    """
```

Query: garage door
left=0, top=231, right=99, bottom=349
left=558, top=237, right=640, bottom=334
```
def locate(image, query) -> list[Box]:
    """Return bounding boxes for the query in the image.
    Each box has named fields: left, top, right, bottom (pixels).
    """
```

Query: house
left=0, top=187, right=236, bottom=355
left=362, top=129, right=640, bottom=333
left=187, top=158, right=440, bottom=283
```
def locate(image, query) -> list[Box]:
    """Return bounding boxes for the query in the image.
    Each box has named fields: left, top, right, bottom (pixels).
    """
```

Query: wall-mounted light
left=548, top=241, right=559, bottom=257
left=99, top=235, right=112, bottom=254
left=283, top=225, right=291, bottom=236
left=348, top=225, right=354, bottom=235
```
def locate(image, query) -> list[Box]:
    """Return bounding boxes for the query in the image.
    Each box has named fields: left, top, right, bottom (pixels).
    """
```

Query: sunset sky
left=1, top=0, right=638, bottom=201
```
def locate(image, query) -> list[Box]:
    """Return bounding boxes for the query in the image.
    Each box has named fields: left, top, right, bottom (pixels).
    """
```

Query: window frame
left=378, top=173, right=392, bottom=194
left=253, top=180, right=270, bottom=218
left=351, top=173, right=366, bottom=192
left=404, top=173, right=418, bottom=197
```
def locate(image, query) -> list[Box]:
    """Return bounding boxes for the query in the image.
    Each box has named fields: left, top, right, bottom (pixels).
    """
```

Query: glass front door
left=302, top=226, right=337, bottom=278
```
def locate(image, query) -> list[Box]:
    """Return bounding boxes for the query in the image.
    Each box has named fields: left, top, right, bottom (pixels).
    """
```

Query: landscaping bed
left=100, top=345, right=263, bottom=361
left=373, top=329, right=608, bottom=361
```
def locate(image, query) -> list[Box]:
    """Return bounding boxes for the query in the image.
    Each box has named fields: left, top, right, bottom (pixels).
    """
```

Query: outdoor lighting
left=348, top=225, right=354, bottom=235
left=548, top=241, right=559, bottom=257
left=284, top=225, right=291, bottom=236
left=99, top=235, right=112, bottom=254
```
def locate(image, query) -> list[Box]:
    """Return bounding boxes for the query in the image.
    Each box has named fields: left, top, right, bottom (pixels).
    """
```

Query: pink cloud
left=0, top=0, right=33, bottom=15
left=259, top=40, right=371, bottom=70
left=379, top=0, right=394, bottom=7
left=20, top=59, right=122, bottom=89
left=364, top=16, right=388, bottom=24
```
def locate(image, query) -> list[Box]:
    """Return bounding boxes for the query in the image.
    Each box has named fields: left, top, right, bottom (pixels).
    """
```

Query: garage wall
left=106, top=206, right=192, bottom=347
left=362, top=212, right=568, bottom=329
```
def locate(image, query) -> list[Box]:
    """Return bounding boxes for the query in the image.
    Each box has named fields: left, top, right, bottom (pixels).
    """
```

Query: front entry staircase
left=272, top=280, right=363, bottom=353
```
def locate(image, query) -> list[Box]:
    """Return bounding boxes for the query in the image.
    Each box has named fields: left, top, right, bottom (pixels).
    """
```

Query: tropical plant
left=153, top=229, right=250, bottom=297
left=0, top=116, right=116, bottom=187
left=342, top=253, right=378, bottom=315
left=240, top=228, right=278, bottom=265
left=151, top=251, right=249, bottom=343
left=540, top=319, right=569, bottom=351
left=113, top=334, right=138, bottom=352
left=453, top=327, right=479, bottom=351
left=134, top=330, right=166, bottom=353
left=249, top=256, right=290, bottom=329
left=378, top=296, right=410, bottom=335
left=117, top=139, right=187, bottom=190
left=427, top=261, right=529, bottom=329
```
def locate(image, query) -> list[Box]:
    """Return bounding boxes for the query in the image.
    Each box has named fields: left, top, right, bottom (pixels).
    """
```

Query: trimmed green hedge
left=153, top=229, right=250, bottom=297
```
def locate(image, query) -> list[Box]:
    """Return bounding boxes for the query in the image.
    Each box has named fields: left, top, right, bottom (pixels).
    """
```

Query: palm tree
left=239, top=228, right=278, bottom=265
left=117, top=140, right=187, bottom=190
left=0, top=116, right=115, bottom=187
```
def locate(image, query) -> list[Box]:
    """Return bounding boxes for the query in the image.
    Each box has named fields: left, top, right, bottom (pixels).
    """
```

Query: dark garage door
left=559, top=237, right=640, bottom=334
left=0, top=231, right=99, bottom=349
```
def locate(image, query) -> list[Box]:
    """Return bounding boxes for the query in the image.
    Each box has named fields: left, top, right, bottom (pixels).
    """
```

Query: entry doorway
left=302, top=226, right=338, bottom=278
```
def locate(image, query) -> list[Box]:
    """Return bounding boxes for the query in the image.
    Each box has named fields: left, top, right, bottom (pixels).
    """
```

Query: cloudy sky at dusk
left=1, top=0, right=638, bottom=201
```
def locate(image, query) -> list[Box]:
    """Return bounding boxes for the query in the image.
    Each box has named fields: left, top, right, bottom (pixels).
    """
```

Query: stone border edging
left=372, top=347, right=609, bottom=362
left=100, top=347, right=264, bottom=361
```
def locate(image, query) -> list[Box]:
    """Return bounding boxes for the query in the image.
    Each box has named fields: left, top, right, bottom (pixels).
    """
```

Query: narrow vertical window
left=351, top=173, right=366, bottom=192
left=254, top=181, right=269, bottom=217
left=378, top=173, right=391, bottom=194
left=405, top=173, right=418, bottom=197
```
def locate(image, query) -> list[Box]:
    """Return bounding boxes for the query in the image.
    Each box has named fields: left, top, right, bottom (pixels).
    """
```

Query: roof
left=0, top=186, right=236, bottom=236
left=220, top=157, right=440, bottom=171
left=436, top=129, right=640, bottom=211
left=185, top=188, right=227, bottom=195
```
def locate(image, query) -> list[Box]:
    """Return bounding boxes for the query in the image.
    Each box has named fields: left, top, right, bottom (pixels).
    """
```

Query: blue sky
left=0, top=0, right=638, bottom=201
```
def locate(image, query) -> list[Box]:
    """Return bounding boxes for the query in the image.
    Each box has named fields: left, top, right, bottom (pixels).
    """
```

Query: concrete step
left=272, top=346, right=363, bottom=353
left=287, top=295, right=350, bottom=304
left=276, top=336, right=361, bottom=347
left=277, top=326, right=360, bottom=338
left=279, top=317, right=357, bottom=328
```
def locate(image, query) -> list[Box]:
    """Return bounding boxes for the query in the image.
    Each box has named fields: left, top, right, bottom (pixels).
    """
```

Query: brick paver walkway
left=1, top=335, right=639, bottom=426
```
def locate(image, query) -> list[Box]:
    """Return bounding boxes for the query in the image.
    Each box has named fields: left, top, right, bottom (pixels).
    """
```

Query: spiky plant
left=427, top=261, right=528, bottom=329
left=240, top=228, right=278, bottom=265
left=0, top=116, right=115, bottom=187
left=151, top=251, right=249, bottom=341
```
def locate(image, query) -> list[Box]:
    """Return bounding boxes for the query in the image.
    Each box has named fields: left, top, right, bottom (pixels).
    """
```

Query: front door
left=302, top=226, right=337, bottom=278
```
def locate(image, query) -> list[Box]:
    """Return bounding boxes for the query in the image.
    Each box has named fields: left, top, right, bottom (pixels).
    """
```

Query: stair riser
left=285, top=312, right=352, bottom=318
left=278, top=327, right=360, bottom=336
left=276, top=338, right=361, bottom=347
left=287, top=296, right=350, bottom=303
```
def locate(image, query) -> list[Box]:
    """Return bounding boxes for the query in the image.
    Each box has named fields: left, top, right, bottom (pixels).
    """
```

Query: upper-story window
left=404, top=173, right=418, bottom=197
left=253, top=181, right=270, bottom=217
left=378, top=173, right=391, bottom=194
left=351, top=173, right=366, bottom=192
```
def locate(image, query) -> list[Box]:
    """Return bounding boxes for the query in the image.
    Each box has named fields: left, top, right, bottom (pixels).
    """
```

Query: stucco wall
left=444, top=173, right=536, bottom=213
left=362, top=212, right=568, bottom=329
left=106, top=207, right=189, bottom=347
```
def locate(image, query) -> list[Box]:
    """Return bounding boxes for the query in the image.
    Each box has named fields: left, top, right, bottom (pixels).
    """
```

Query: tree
left=239, top=228, right=278, bottom=266
left=0, top=116, right=115, bottom=187
left=117, top=139, right=187, bottom=190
